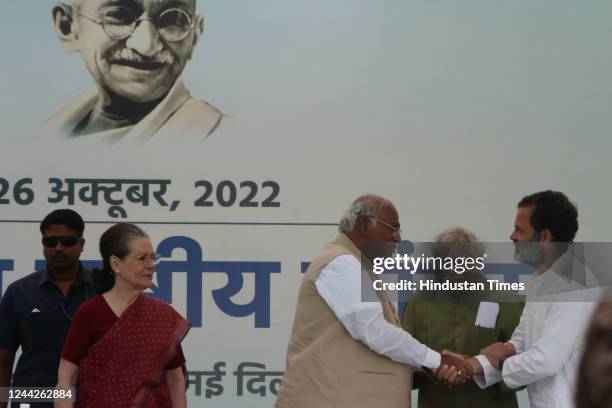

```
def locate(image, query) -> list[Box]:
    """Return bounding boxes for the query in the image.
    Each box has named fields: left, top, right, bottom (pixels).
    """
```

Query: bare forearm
left=54, top=383, right=76, bottom=408
left=54, top=398, right=75, bottom=408
left=166, top=367, right=187, bottom=408
left=55, top=359, right=78, bottom=408
left=169, top=389, right=187, bottom=408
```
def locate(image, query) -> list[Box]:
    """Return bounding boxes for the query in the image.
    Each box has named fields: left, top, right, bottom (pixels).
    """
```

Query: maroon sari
left=76, top=294, right=191, bottom=408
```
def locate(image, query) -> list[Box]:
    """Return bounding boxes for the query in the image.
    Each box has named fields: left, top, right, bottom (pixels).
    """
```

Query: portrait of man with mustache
left=46, top=0, right=225, bottom=144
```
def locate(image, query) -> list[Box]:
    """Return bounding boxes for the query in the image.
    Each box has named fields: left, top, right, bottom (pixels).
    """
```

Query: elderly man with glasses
left=47, top=0, right=225, bottom=143
left=0, top=209, right=93, bottom=408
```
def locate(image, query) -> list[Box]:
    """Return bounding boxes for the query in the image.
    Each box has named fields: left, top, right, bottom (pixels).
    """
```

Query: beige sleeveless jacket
left=275, top=234, right=412, bottom=408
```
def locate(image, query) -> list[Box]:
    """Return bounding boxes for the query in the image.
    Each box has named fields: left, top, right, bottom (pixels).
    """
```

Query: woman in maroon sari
left=56, top=223, right=190, bottom=408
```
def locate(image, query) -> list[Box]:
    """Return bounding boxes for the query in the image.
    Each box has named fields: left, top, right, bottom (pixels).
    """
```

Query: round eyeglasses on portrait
left=70, top=5, right=195, bottom=42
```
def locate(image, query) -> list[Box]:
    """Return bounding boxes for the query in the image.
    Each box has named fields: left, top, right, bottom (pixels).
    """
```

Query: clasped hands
left=432, top=342, right=516, bottom=387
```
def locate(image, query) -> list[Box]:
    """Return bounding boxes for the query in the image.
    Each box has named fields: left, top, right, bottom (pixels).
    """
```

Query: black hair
left=517, top=190, right=578, bottom=242
left=92, top=223, right=148, bottom=294
left=40, top=209, right=85, bottom=236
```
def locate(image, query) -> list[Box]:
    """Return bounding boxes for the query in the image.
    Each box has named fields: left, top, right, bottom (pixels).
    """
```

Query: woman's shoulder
left=140, top=294, right=179, bottom=314
left=138, top=295, right=189, bottom=325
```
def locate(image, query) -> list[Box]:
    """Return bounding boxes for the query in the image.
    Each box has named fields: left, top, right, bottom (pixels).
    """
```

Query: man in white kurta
left=464, top=190, right=599, bottom=408
left=472, top=252, right=597, bottom=407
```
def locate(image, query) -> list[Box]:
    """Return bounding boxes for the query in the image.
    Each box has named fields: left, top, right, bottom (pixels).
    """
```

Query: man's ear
left=53, top=3, right=79, bottom=53
left=357, top=216, right=370, bottom=237
left=540, top=229, right=554, bottom=242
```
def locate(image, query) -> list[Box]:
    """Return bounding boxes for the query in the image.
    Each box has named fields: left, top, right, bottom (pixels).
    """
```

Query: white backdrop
left=1, top=1, right=611, bottom=406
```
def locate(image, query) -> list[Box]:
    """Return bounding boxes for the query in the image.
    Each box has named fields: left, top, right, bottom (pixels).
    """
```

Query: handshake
left=431, top=341, right=516, bottom=386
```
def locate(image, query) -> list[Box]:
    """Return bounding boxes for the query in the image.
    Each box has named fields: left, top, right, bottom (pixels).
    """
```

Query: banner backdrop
left=1, top=1, right=611, bottom=406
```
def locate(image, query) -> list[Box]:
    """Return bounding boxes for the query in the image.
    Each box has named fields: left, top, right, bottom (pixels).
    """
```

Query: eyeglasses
left=71, top=5, right=195, bottom=42
left=42, top=236, right=82, bottom=248
left=366, top=215, right=402, bottom=235
left=134, top=253, right=162, bottom=265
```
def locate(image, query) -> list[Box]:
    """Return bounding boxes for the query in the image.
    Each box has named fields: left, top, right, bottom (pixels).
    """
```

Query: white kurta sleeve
left=501, top=301, right=591, bottom=389
left=315, top=255, right=441, bottom=369
left=472, top=303, right=528, bottom=389
left=472, top=354, right=504, bottom=389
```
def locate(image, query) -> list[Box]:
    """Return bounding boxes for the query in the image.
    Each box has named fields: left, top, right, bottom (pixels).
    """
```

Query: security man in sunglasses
left=46, top=0, right=225, bottom=143
left=0, top=209, right=92, bottom=408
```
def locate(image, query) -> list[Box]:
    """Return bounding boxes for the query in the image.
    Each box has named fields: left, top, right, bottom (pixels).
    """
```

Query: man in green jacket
left=402, top=227, right=524, bottom=408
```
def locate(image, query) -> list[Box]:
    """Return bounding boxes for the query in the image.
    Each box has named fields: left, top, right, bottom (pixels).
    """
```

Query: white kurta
left=473, top=252, right=600, bottom=408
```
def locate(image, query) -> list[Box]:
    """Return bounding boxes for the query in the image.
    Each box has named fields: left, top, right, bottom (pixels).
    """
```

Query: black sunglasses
left=42, top=236, right=82, bottom=248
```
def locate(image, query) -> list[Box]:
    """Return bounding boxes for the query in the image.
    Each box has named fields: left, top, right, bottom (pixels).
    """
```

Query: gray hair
left=338, top=194, right=389, bottom=234
left=92, top=223, right=149, bottom=294
left=432, top=226, right=485, bottom=258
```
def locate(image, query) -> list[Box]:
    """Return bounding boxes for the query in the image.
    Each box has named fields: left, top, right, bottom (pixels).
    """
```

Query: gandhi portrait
left=47, top=0, right=224, bottom=143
